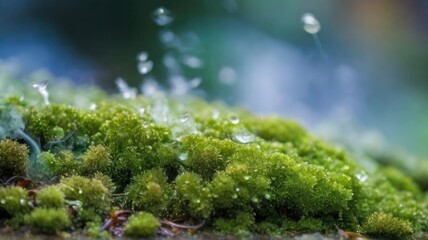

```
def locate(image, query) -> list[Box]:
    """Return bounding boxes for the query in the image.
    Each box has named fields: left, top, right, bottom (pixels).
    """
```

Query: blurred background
left=1, top=0, right=428, bottom=157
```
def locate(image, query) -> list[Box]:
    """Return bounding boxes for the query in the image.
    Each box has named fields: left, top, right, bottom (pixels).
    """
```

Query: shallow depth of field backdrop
left=1, top=0, right=428, bottom=158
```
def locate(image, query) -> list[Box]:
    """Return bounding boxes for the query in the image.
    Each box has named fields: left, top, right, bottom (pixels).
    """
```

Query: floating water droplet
left=235, top=187, right=240, bottom=192
left=230, top=116, right=240, bottom=124
left=32, top=80, right=50, bottom=105
left=232, top=193, right=238, bottom=199
left=219, top=66, right=237, bottom=85
left=179, top=152, right=188, bottom=161
left=301, top=12, right=321, bottom=34
left=182, top=55, right=204, bottom=69
left=137, top=51, right=149, bottom=62
left=244, top=175, right=251, bottom=181
left=78, top=188, right=83, bottom=194
left=141, top=77, right=160, bottom=96
left=233, top=132, right=254, bottom=144
left=180, top=112, right=190, bottom=123
left=138, top=60, right=153, bottom=75
left=89, top=103, right=97, bottom=110
left=116, top=78, right=137, bottom=99
left=152, top=7, right=174, bottom=26
left=356, top=172, right=368, bottom=182
left=20, top=199, right=26, bottom=205
left=170, top=75, right=191, bottom=96
left=139, top=107, right=145, bottom=117
left=189, top=77, right=202, bottom=88
left=159, top=30, right=175, bottom=45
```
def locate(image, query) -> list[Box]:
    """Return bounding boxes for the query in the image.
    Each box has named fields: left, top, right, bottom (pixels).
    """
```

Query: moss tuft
left=362, top=212, right=413, bottom=239
left=124, top=211, right=160, bottom=238
left=0, top=139, right=29, bottom=179
left=37, top=186, right=65, bottom=209
left=25, top=208, right=70, bottom=234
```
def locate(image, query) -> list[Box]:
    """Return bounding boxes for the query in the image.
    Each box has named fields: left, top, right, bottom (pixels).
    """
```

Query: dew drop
left=189, top=77, right=202, bottom=88
left=233, top=132, right=254, bottom=144
left=142, top=121, right=150, bottom=128
left=137, top=51, right=149, bottom=62
left=139, top=107, right=145, bottom=117
left=152, top=7, right=174, bottom=26
left=264, top=193, right=271, bottom=200
left=182, top=55, right=204, bottom=69
left=235, top=187, right=240, bottom=192
left=196, top=199, right=201, bottom=203
left=179, top=152, right=188, bottom=161
left=116, top=77, right=137, bottom=99
left=20, top=199, right=26, bottom=205
left=89, top=103, right=97, bottom=110
left=212, top=110, right=220, bottom=119
left=301, top=12, right=321, bottom=34
left=244, top=175, right=251, bottom=181
left=230, top=116, right=240, bottom=124
left=219, top=66, right=237, bottom=85
left=251, top=197, right=259, bottom=203
left=0, top=199, right=5, bottom=204
left=232, top=193, right=238, bottom=199
left=356, top=172, right=368, bottom=182
left=159, top=30, right=175, bottom=45
left=138, top=60, right=153, bottom=75
left=78, top=188, right=83, bottom=194
left=180, top=112, right=190, bottom=123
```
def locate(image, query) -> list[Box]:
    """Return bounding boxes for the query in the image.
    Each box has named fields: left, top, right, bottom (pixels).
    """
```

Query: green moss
left=124, top=211, right=160, bottom=238
left=381, top=166, right=421, bottom=196
left=37, top=186, right=65, bottom=209
left=38, top=151, right=78, bottom=177
left=213, top=211, right=255, bottom=236
left=80, top=145, right=112, bottom=175
left=0, top=187, right=31, bottom=216
left=25, top=208, right=70, bottom=234
left=362, top=212, right=413, bottom=239
left=0, top=139, right=29, bottom=179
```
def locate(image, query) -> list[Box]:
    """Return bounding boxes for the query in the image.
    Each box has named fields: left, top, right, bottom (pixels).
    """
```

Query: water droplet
left=141, top=77, right=160, bottom=96
left=32, top=80, right=50, bottom=105
left=219, top=66, right=237, bottom=85
left=179, top=152, right=188, bottom=161
left=196, top=199, right=201, bottom=203
left=251, top=197, right=259, bottom=203
left=235, top=187, right=240, bottom=192
left=138, top=60, right=153, bottom=75
left=244, top=176, right=251, bottom=181
left=20, top=199, right=26, bottom=205
left=89, top=103, right=97, bottom=110
left=137, top=51, right=149, bottom=62
left=189, top=77, right=202, bottom=88
left=232, top=193, right=238, bottom=199
left=139, top=107, right=145, bottom=117
left=78, top=188, right=83, bottom=194
left=159, top=30, right=176, bottom=46
left=180, top=112, right=190, bottom=123
left=212, top=110, right=220, bottom=119
left=301, top=12, right=321, bottom=34
left=233, top=132, right=254, bottom=144
left=116, top=77, right=137, bottom=99
left=142, top=121, right=150, bottom=128
left=152, top=7, right=174, bottom=26
left=230, top=116, right=240, bottom=124
left=264, top=193, right=271, bottom=200
left=0, top=199, right=5, bottom=204
left=356, top=172, right=368, bottom=182
left=182, top=55, right=204, bottom=69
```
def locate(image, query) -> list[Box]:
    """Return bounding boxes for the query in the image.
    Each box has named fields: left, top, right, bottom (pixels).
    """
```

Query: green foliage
left=37, top=186, right=65, bottom=209
left=213, top=211, right=255, bottom=236
left=381, top=166, right=421, bottom=196
left=60, top=176, right=110, bottom=218
left=38, top=151, right=78, bottom=177
left=362, top=212, right=413, bottom=239
left=0, top=187, right=31, bottom=216
left=124, top=212, right=160, bottom=238
left=0, top=139, right=29, bottom=179
left=25, top=208, right=70, bottom=234
left=80, top=145, right=112, bottom=175
left=126, top=168, right=171, bottom=216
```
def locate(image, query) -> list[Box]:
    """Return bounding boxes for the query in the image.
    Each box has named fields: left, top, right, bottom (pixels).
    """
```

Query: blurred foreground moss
left=0, top=79, right=427, bottom=239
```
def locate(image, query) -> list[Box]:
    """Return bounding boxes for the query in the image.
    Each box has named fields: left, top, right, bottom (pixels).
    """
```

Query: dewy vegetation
left=1, top=77, right=428, bottom=239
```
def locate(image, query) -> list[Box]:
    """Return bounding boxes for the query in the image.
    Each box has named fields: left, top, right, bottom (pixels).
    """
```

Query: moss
left=0, top=139, right=29, bottom=179
left=125, top=168, right=171, bottom=216
left=37, top=186, right=65, bottom=209
left=213, top=211, right=255, bottom=236
left=79, top=145, right=112, bottom=176
left=380, top=166, right=421, bottom=196
left=0, top=187, right=31, bottom=216
left=25, top=208, right=70, bottom=234
left=362, top=212, right=413, bottom=239
left=124, top=211, right=160, bottom=238
left=38, top=151, right=78, bottom=177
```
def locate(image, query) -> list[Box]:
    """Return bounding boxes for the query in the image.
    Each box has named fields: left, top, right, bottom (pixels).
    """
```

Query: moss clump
left=362, top=212, right=413, bottom=239
left=80, top=145, right=112, bottom=175
left=0, top=187, right=31, bottom=216
left=38, top=151, right=78, bottom=177
left=37, top=186, right=65, bottom=209
left=0, top=139, right=29, bottom=179
left=25, top=208, right=70, bottom=234
left=124, top=211, right=160, bottom=238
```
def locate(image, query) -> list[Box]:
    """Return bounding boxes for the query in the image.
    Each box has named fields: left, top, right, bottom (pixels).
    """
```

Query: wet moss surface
left=1, top=80, right=428, bottom=239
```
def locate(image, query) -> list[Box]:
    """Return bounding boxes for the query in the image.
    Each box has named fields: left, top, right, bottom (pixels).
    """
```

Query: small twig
left=159, top=219, right=205, bottom=229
